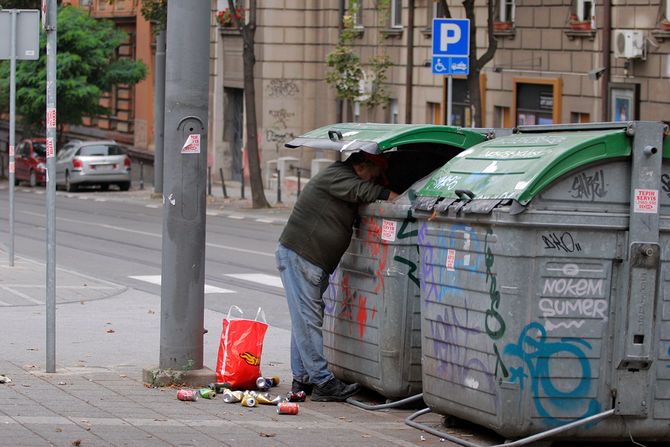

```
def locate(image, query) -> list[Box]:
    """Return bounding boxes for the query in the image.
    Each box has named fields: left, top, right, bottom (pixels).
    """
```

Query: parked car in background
left=55, top=140, right=131, bottom=192
left=15, top=138, right=47, bottom=187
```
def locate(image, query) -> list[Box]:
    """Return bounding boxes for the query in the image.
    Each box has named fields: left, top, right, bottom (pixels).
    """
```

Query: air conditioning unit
left=613, top=30, right=645, bottom=59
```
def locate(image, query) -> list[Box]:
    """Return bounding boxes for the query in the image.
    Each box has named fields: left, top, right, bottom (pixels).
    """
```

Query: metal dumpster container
left=286, top=123, right=493, bottom=398
left=413, top=121, right=670, bottom=440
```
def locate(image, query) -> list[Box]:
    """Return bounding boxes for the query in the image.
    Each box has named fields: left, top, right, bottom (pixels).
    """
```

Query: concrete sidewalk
left=0, top=250, right=456, bottom=446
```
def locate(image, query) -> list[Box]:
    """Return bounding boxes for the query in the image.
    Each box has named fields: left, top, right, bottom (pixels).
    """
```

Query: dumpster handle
left=346, top=393, right=424, bottom=411
left=328, top=130, right=343, bottom=142
left=405, top=407, right=615, bottom=447
left=454, top=189, right=475, bottom=200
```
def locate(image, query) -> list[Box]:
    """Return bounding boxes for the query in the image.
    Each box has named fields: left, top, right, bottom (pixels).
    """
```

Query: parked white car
left=56, top=140, right=132, bottom=192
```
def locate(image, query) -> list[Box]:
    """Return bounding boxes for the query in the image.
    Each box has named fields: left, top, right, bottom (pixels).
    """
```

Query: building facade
left=213, top=0, right=670, bottom=180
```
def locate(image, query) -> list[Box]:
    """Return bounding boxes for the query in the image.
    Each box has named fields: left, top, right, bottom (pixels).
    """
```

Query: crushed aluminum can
left=286, top=390, right=306, bottom=402
left=222, top=389, right=243, bottom=403
left=177, top=389, right=198, bottom=401
left=208, top=382, right=230, bottom=394
left=198, top=388, right=216, bottom=399
left=256, top=392, right=282, bottom=405
left=241, top=391, right=257, bottom=407
left=277, top=402, right=299, bottom=415
left=256, top=376, right=280, bottom=390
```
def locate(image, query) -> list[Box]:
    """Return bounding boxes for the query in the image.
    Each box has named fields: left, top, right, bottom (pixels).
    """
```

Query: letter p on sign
left=439, top=23, right=461, bottom=52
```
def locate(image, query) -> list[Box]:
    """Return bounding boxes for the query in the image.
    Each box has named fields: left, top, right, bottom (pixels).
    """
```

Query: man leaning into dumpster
left=276, top=151, right=399, bottom=402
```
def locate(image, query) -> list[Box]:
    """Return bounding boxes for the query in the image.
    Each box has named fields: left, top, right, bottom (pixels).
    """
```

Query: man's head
left=346, top=152, right=387, bottom=182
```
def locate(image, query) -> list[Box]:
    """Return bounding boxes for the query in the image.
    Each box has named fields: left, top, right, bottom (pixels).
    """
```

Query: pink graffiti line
left=357, top=295, right=368, bottom=338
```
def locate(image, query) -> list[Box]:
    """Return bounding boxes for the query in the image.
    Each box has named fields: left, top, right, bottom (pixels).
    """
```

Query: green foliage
left=0, top=0, right=42, bottom=8
left=139, top=0, right=167, bottom=33
left=0, top=5, right=147, bottom=132
left=325, top=0, right=392, bottom=109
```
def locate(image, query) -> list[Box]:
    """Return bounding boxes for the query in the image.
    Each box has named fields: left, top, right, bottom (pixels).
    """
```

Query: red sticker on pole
left=46, top=108, right=56, bottom=129
left=181, top=134, right=201, bottom=154
left=9, top=161, right=15, bottom=174
left=9, top=145, right=14, bottom=157
left=634, top=188, right=658, bottom=214
left=41, top=0, right=46, bottom=29
left=46, top=137, right=55, bottom=158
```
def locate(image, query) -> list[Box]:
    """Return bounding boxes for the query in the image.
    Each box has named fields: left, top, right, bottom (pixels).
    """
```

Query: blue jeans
left=275, top=243, right=333, bottom=386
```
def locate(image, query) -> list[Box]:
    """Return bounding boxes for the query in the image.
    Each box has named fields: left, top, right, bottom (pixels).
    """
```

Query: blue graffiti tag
left=667, top=345, right=670, bottom=368
left=323, top=270, right=340, bottom=316
left=504, top=322, right=601, bottom=425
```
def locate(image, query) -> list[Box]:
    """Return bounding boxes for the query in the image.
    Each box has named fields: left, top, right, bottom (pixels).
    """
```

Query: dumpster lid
left=285, top=123, right=488, bottom=159
left=418, top=129, right=632, bottom=206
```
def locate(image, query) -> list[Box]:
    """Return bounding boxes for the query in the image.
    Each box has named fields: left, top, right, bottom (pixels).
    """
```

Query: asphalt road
left=0, top=185, right=291, bottom=330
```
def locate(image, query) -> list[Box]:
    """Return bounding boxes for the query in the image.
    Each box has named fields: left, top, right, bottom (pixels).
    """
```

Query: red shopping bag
left=215, top=306, right=268, bottom=389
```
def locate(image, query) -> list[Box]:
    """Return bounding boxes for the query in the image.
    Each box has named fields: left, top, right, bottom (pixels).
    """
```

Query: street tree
left=436, top=0, right=497, bottom=127
left=227, top=0, right=270, bottom=208
left=0, top=5, right=147, bottom=144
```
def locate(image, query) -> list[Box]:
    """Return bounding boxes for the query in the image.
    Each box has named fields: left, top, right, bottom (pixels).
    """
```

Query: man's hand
left=388, top=191, right=399, bottom=201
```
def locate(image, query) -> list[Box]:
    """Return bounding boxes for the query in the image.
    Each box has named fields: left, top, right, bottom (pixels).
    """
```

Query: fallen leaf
left=361, top=434, right=371, bottom=438
left=259, top=432, right=276, bottom=438
left=55, top=428, right=62, bottom=432
left=80, top=301, right=85, bottom=305
left=71, top=440, right=81, bottom=446
left=26, top=348, right=38, bottom=351
left=21, top=384, right=30, bottom=387
left=148, top=309, right=155, bottom=314
left=106, top=329, right=115, bottom=333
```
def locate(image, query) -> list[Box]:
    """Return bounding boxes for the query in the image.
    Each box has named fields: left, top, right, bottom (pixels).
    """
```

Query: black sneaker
left=311, top=378, right=360, bottom=402
left=291, top=379, right=313, bottom=395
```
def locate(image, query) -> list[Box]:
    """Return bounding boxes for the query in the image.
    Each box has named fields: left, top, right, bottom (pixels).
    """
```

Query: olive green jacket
left=279, top=161, right=391, bottom=274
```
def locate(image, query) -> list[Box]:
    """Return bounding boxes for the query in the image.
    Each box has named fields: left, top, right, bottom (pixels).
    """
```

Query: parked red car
left=15, top=138, right=47, bottom=187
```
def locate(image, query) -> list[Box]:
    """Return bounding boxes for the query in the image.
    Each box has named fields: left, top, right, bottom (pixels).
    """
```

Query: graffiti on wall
left=504, top=322, right=602, bottom=425
left=266, top=79, right=299, bottom=97
left=266, top=107, right=296, bottom=151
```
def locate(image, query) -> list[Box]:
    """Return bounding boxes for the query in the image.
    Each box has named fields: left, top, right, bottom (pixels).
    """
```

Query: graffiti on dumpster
left=540, top=263, right=608, bottom=331
left=360, top=215, right=389, bottom=294
left=484, top=228, right=510, bottom=379
left=393, top=210, right=420, bottom=289
left=429, top=303, right=497, bottom=398
left=504, top=322, right=602, bottom=425
left=542, top=232, right=582, bottom=253
left=569, top=169, right=608, bottom=201
left=418, top=222, right=484, bottom=303
left=335, top=272, right=377, bottom=338
left=661, top=174, right=670, bottom=198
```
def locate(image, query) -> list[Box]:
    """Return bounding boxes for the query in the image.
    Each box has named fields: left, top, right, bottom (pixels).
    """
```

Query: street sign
left=432, top=18, right=470, bottom=75
left=0, top=10, right=40, bottom=60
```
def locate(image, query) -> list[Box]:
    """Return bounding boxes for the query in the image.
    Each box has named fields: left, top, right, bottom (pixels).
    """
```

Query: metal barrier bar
left=219, top=168, right=228, bottom=198
left=346, top=393, right=423, bottom=411
left=405, top=408, right=615, bottom=447
left=276, top=168, right=282, bottom=204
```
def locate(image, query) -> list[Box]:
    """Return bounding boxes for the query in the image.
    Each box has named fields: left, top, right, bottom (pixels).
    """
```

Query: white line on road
left=20, top=211, right=274, bottom=258
left=255, top=218, right=273, bottom=223
left=227, top=215, right=244, bottom=220
left=0, top=286, right=43, bottom=304
left=129, top=275, right=235, bottom=294
left=224, top=273, right=283, bottom=288
left=145, top=204, right=160, bottom=209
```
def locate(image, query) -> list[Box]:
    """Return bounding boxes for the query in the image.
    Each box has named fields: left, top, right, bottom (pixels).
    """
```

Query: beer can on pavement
left=286, top=391, right=306, bottom=402
left=277, top=402, right=299, bottom=415
left=177, top=389, right=198, bottom=401
left=256, top=376, right=280, bottom=390
left=198, top=388, right=216, bottom=399
left=222, top=389, right=243, bottom=403
left=241, top=392, right=257, bottom=407
left=209, top=382, right=230, bottom=394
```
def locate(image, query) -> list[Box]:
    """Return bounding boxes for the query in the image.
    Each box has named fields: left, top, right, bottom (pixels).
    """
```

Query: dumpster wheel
left=405, top=407, right=615, bottom=447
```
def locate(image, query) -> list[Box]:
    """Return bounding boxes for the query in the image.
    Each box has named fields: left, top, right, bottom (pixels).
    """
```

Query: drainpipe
left=405, top=0, right=415, bottom=124
left=600, top=0, right=611, bottom=120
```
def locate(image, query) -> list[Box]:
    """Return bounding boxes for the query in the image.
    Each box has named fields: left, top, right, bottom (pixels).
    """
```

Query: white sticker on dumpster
left=634, top=188, right=658, bottom=214
left=181, top=134, right=200, bottom=154
left=446, top=249, right=456, bottom=271
left=381, top=219, right=397, bottom=242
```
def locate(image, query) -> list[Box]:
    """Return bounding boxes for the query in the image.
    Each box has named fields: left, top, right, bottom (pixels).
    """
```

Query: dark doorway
left=223, top=87, right=243, bottom=181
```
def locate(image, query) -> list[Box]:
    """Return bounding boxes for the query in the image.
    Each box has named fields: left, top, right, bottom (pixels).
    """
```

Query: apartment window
left=348, top=0, right=363, bottom=28
left=500, top=0, right=515, bottom=23
left=391, top=0, right=402, bottom=28
left=577, top=0, right=594, bottom=22
left=513, top=79, right=562, bottom=126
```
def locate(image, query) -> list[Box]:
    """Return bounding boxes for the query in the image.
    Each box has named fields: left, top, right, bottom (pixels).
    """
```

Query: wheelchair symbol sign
left=432, top=56, right=469, bottom=75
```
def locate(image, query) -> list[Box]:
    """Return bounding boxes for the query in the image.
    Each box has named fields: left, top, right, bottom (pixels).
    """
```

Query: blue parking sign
left=432, top=18, right=470, bottom=57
